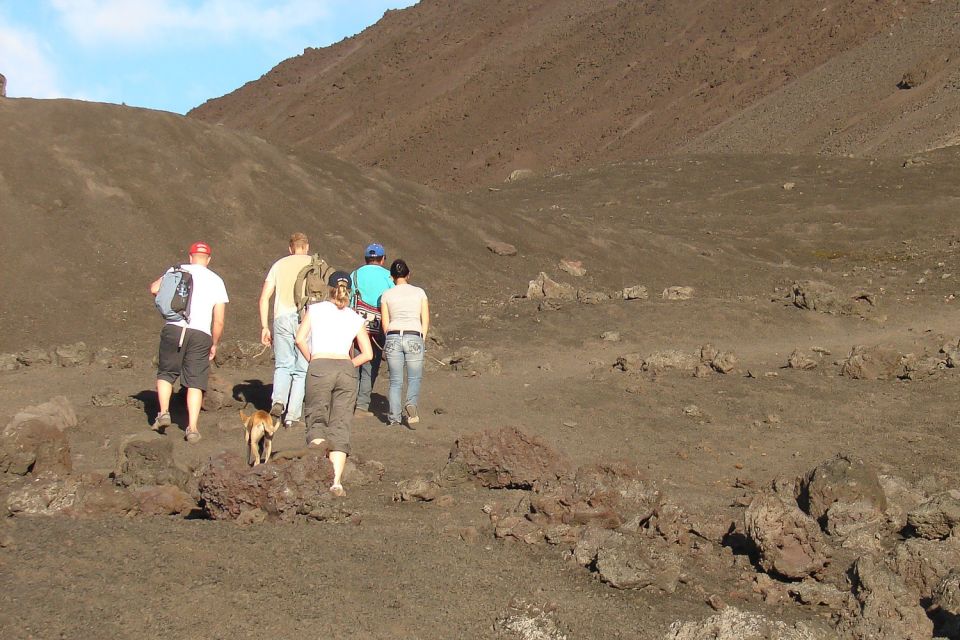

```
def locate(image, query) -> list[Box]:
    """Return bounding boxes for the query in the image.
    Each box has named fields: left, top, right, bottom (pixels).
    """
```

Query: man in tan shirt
left=259, top=232, right=313, bottom=427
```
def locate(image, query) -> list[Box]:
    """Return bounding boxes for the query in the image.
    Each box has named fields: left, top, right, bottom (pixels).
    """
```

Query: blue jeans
left=356, top=333, right=383, bottom=411
left=384, top=333, right=424, bottom=423
left=271, top=312, right=307, bottom=421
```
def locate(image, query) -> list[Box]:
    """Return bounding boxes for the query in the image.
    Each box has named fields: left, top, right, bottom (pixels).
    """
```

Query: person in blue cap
left=350, top=242, right=394, bottom=418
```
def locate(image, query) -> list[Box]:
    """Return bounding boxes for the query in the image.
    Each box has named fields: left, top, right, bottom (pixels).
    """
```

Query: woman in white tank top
left=295, top=270, right=372, bottom=496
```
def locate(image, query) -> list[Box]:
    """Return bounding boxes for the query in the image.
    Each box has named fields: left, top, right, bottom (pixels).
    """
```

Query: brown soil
left=3, top=2, right=960, bottom=637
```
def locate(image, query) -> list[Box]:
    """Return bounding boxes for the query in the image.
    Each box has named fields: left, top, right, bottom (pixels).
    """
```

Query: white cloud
left=50, top=0, right=334, bottom=47
left=0, top=24, right=63, bottom=98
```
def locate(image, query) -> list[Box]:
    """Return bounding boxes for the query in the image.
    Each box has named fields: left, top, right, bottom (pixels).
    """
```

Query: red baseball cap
left=189, top=241, right=211, bottom=256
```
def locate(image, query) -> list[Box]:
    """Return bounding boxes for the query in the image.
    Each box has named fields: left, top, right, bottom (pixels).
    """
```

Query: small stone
left=559, top=259, right=586, bottom=277
left=662, top=286, right=694, bottom=301
left=600, top=331, right=621, bottom=342
left=782, top=182, right=796, bottom=191
left=487, top=241, right=518, bottom=256
left=506, top=169, right=534, bottom=182
left=622, top=285, right=648, bottom=300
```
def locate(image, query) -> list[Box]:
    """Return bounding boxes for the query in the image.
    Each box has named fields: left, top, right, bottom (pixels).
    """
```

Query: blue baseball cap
left=365, top=243, right=385, bottom=258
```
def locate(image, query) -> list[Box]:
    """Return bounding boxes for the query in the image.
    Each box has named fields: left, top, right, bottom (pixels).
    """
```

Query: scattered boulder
left=594, top=532, right=681, bottom=592
left=932, top=570, right=960, bottom=638
left=662, top=286, right=694, bottom=301
left=878, top=474, right=927, bottom=531
left=487, top=240, right=518, bottom=256
left=506, top=169, right=535, bottom=182
left=795, top=454, right=887, bottom=525
left=494, top=599, right=568, bottom=640
left=0, top=419, right=72, bottom=476
left=600, top=331, right=620, bottom=342
left=709, top=351, right=738, bottom=374
left=4, top=396, right=77, bottom=435
left=644, top=350, right=698, bottom=372
left=447, top=427, right=573, bottom=490
left=613, top=353, right=644, bottom=373
left=54, top=342, right=93, bottom=367
left=823, top=500, right=885, bottom=551
left=744, top=492, right=830, bottom=579
left=664, top=607, right=826, bottom=640
left=132, top=485, right=196, bottom=516
left=113, top=433, right=194, bottom=494
left=889, top=536, right=960, bottom=600
left=622, top=284, right=649, bottom=300
left=558, top=259, right=586, bottom=277
left=198, top=451, right=336, bottom=522
left=841, top=555, right=933, bottom=640
left=393, top=476, right=441, bottom=502
left=91, top=388, right=130, bottom=407
left=525, top=272, right=576, bottom=301
left=201, top=374, right=236, bottom=412
left=941, top=340, right=960, bottom=368
left=0, top=354, right=20, bottom=371
left=4, top=474, right=82, bottom=515
left=94, top=348, right=134, bottom=369
left=787, top=349, right=818, bottom=370
left=906, top=490, right=960, bottom=539
left=791, top=281, right=875, bottom=316
left=840, top=345, right=905, bottom=380
left=16, top=348, right=52, bottom=367
left=576, top=289, right=609, bottom=304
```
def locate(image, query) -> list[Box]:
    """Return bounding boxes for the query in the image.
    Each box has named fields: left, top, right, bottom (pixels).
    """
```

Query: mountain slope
left=189, top=0, right=955, bottom=189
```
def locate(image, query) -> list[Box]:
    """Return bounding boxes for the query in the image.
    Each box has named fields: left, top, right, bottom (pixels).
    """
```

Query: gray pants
left=303, top=359, right=358, bottom=454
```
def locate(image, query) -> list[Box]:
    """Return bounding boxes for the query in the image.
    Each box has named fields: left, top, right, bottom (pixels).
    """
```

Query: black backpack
left=293, top=255, right=334, bottom=316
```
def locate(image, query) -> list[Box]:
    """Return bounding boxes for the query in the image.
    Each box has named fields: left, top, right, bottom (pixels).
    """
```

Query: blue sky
left=0, top=0, right=417, bottom=114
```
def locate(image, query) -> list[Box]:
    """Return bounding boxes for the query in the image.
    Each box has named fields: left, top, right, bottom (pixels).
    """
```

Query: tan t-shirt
left=265, top=254, right=312, bottom=317
left=381, top=283, right=427, bottom=332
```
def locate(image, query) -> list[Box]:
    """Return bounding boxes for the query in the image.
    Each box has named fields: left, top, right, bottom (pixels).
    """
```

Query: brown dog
left=240, top=409, right=280, bottom=466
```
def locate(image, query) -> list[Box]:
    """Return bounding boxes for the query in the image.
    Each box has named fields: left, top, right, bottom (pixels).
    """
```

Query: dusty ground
left=3, top=2, right=960, bottom=634
left=2, top=142, right=960, bottom=635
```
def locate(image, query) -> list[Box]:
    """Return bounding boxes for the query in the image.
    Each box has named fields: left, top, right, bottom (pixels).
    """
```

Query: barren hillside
left=189, top=0, right=960, bottom=189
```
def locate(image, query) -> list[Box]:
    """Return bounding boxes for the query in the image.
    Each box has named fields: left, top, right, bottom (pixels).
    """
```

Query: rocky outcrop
left=744, top=492, right=830, bottom=579
left=447, top=427, right=573, bottom=490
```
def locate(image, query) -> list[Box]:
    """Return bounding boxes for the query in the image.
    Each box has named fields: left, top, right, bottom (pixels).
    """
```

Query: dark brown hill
left=189, top=0, right=960, bottom=190
left=0, top=98, right=498, bottom=353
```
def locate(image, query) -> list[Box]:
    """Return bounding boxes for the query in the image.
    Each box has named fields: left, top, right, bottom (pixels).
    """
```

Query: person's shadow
left=131, top=388, right=187, bottom=431
left=232, top=379, right=273, bottom=410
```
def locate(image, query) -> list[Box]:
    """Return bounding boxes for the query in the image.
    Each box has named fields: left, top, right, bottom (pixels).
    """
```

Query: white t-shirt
left=307, top=301, right=365, bottom=357
left=167, top=264, right=229, bottom=336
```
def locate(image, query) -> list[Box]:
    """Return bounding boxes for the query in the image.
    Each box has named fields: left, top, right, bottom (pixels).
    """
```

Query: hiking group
left=149, top=233, right=430, bottom=496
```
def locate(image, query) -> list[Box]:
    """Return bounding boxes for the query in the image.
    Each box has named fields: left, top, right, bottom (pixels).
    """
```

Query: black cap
left=328, top=270, right=351, bottom=288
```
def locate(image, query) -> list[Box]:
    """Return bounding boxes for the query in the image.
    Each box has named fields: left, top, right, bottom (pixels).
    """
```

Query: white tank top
left=307, top=301, right=365, bottom=356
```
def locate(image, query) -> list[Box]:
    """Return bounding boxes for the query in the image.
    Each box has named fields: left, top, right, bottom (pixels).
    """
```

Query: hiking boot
left=354, top=408, right=374, bottom=418
left=404, top=404, right=419, bottom=427
left=269, top=402, right=285, bottom=418
left=285, top=419, right=306, bottom=430
left=152, top=411, right=171, bottom=432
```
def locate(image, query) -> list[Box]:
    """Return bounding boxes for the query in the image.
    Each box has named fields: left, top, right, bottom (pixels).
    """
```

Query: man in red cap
left=149, top=241, right=229, bottom=442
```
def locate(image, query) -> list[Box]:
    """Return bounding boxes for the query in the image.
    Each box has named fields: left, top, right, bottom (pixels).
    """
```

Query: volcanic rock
left=16, top=348, right=52, bottom=367
left=487, top=240, right=518, bottom=256
left=447, top=427, right=573, bottom=490
left=841, top=555, right=933, bottom=640
left=132, top=485, right=196, bottom=516
left=795, top=453, right=887, bottom=524
left=787, top=349, right=818, bottom=370
left=394, top=476, right=441, bottom=502
left=558, top=259, right=586, bottom=276
left=906, top=490, right=960, bottom=539
left=840, top=345, right=905, bottom=380
left=744, top=492, right=830, bottom=579
left=791, top=281, right=875, bottom=316
left=54, top=341, right=92, bottom=367
left=622, top=284, right=649, bottom=300
left=662, top=286, right=694, bottom=300
left=889, top=536, right=960, bottom=600
left=0, top=419, right=72, bottom=476
left=113, top=433, right=194, bottom=493
left=664, top=607, right=825, bottom=640
left=594, top=532, right=681, bottom=592
left=4, top=395, right=78, bottom=435
left=644, top=350, right=698, bottom=372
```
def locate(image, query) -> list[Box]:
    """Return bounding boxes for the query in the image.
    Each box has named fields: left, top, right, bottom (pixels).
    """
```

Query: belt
left=387, top=330, right=421, bottom=337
